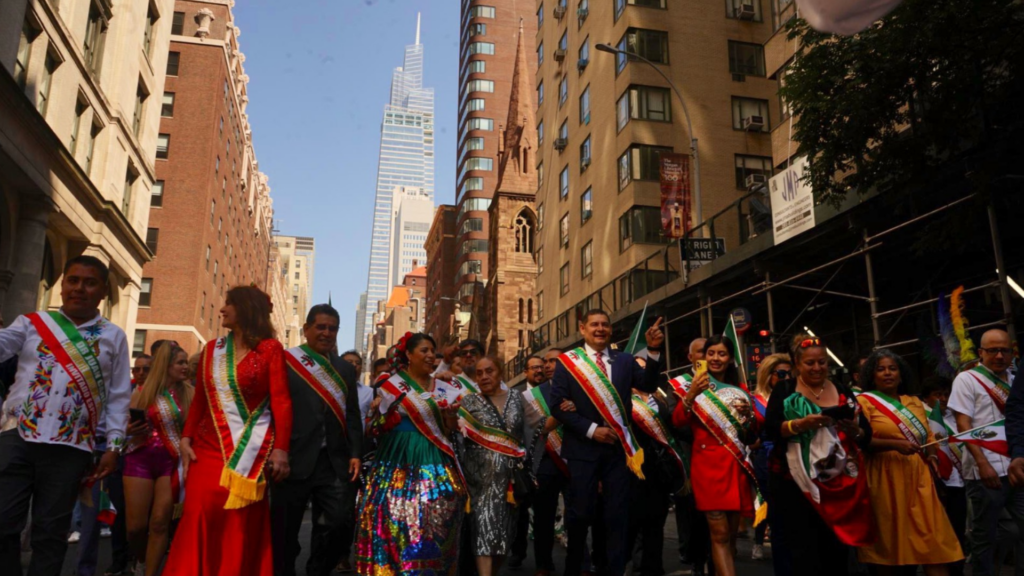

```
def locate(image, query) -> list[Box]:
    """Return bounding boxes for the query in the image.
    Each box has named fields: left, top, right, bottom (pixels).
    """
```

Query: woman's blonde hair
left=754, top=353, right=793, bottom=399
left=133, top=344, right=194, bottom=417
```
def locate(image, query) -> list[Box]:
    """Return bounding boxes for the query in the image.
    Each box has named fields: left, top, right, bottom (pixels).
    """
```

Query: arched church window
left=514, top=210, right=534, bottom=254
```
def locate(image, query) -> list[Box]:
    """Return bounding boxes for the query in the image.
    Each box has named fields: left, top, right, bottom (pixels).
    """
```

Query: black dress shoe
left=507, top=555, right=524, bottom=569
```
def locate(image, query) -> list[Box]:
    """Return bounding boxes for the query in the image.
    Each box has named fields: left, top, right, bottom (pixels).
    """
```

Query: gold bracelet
left=786, top=420, right=797, bottom=435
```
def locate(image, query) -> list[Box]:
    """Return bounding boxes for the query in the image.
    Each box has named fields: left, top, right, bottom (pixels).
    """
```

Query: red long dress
left=163, top=338, right=292, bottom=576
left=672, top=385, right=758, bottom=515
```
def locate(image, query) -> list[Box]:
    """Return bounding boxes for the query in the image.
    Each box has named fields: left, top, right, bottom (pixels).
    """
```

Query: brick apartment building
left=134, top=0, right=274, bottom=355
left=425, top=204, right=457, bottom=345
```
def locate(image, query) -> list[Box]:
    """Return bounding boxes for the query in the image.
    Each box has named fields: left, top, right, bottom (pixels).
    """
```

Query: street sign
left=682, top=237, right=726, bottom=263
left=730, top=308, right=752, bottom=334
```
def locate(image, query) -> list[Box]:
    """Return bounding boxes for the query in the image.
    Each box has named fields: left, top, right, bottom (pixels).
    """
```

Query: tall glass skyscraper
left=356, top=15, right=435, bottom=354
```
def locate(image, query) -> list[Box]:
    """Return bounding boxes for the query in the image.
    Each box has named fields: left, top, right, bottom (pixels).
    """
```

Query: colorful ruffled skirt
left=356, top=418, right=467, bottom=576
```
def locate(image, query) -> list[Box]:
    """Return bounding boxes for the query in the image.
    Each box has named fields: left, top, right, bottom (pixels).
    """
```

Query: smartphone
left=821, top=404, right=855, bottom=421
left=694, top=360, right=708, bottom=378
left=129, top=408, right=146, bottom=424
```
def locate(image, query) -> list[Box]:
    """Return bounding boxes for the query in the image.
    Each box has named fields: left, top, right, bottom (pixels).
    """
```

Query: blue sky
left=235, top=1, right=460, bottom=350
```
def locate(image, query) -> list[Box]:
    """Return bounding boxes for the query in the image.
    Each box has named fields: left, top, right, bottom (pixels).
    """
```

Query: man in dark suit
left=552, top=309, right=664, bottom=576
left=271, top=304, right=363, bottom=576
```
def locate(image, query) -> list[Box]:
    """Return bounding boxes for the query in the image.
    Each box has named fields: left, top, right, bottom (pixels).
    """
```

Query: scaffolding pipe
left=765, top=283, right=873, bottom=302
left=766, top=271, right=777, bottom=354
left=988, top=202, right=1018, bottom=343
left=863, top=230, right=882, bottom=347
left=878, top=320, right=1011, bottom=350
left=666, top=282, right=766, bottom=328
left=864, top=194, right=976, bottom=243
left=752, top=243, right=881, bottom=294
left=873, top=281, right=1000, bottom=319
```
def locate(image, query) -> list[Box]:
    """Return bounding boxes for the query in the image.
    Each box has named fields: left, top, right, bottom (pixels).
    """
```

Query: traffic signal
left=757, top=328, right=772, bottom=339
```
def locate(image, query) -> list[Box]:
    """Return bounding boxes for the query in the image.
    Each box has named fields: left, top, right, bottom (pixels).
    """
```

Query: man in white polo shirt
left=949, top=329, right=1019, bottom=576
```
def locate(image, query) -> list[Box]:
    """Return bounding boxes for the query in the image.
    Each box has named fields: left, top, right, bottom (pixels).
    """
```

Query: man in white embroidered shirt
left=948, top=329, right=1019, bottom=576
left=0, top=255, right=131, bottom=576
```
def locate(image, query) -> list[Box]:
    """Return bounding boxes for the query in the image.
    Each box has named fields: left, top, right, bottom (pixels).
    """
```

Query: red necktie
left=595, top=353, right=609, bottom=378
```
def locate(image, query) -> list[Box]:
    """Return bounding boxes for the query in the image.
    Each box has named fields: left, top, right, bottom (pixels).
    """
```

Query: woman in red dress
left=163, top=286, right=292, bottom=576
left=673, top=336, right=760, bottom=576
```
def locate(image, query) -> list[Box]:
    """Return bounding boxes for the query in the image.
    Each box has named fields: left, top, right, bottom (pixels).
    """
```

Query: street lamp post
left=595, top=43, right=703, bottom=233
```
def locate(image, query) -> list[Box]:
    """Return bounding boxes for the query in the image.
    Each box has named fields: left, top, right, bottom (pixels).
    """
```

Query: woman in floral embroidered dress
left=163, top=286, right=292, bottom=576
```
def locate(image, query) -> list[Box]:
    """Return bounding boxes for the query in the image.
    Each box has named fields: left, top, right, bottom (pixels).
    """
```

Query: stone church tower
left=482, top=23, right=539, bottom=364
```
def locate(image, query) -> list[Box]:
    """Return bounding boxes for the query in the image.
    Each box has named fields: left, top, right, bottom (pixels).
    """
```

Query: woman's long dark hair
left=225, top=285, right=276, bottom=349
left=860, top=348, right=913, bottom=396
left=703, top=335, right=741, bottom=386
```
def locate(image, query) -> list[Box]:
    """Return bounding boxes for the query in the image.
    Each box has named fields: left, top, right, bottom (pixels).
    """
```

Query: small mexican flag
left=949, top=419, right=1009, bottom=456
left=624, top=302, right=649, bottom=358
left=97, top=487, right=117, bottom=526
left=927, top=403, right=956, bottom=480
left=723, top=315, right=748, bottom=385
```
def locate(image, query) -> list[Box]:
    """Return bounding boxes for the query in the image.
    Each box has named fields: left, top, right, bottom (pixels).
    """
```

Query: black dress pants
left=0, top=431, right=94, bottom=576
left=565, top=455, right=630, bottom=576
left=532, top=472, right=568, bottom=571
left=511, top=493, right=531, bottom=559
left=270, top=448, right=355, bottom=576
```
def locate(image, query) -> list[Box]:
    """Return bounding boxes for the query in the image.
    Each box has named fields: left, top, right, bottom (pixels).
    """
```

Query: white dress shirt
left=0, top=310, right=131, bottom=453
left=356, top=382, right=374, bottom=432
left=948, top=367, right=1012, bottom=479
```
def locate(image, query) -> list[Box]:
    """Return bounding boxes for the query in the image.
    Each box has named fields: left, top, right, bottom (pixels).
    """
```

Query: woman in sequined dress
left=356, top=333, right=467, bottom=576
left=459, top=356, right=525, bottom=576
left=163, top=286, right=292, bottom=576
left=124, top=343, right=193, bottom=576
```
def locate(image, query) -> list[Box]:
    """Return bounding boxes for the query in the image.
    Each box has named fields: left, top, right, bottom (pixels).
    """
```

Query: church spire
left=495, top=20, right=538, bottom=195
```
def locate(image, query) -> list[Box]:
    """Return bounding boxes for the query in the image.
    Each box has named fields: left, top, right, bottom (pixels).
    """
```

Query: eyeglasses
left=774, top=369, right=792, bottom=378
left=980, top=347, right=1013, bottom=356
left=799, top=338, right=823, bottom=349
left=460, top=349, right=480, bottom=357
left=528, top=365, right=544, bottom=371
left=313, top=324, right=340, bottom=333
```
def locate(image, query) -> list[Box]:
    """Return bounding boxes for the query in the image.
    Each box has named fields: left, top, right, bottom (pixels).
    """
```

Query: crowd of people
left=0, top=254, right=1021, bottom=576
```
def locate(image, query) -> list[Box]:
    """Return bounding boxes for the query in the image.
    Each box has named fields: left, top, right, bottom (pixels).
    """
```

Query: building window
left=161, top=92, right=175, bottom=117
left=538, top=292, right=544, bottom=319
left=619, top=206, right=667, bottom=251
left=132, top=330, right=147, bottom=357
left=460, top=218, right=484, bottom=235
left=466, top=137, right=485, bottom=151
left=205, top=246, right=211, bottom=270
left=538, top=247, right=545, bottom=273
left=122, top=166, right=136, bottom=216
left=469, top=42, right=495, bottom=55
left=559, top=31, right=568, bottom=52
left=616, top=29, right=669, bottom=73
left=559, top=214, right=569, bottom=247
left=37, top=51, right=58, bottom=117
left=156, top=134, right=170, bottom=159
left=132, top=82, right=148, bottom=137
left=559, top=76, right=568, bottom=107
left=728, top=41, right=766, bottom=76
left=514, top=209, right=535, bottom=253
left=83, top=4, right=106, bottom=75
left=578, top=0, right=590, bottom=25
left=171, top=11, right=185, bottom=35
left=617, top=85, right=672, bottom=130
left=470, top=5, right=496, bottom=18
left=458, top=260, right=482, bottom=277
left=538, top=121, right=544, bottom=145
left=467, top=118, right=493, bottom=131
left=464, top=158, right=493, bottom=172
left=146, top=228, right=159, bottom=254
left=581, top=188, right=593, bottom=224
left=466, top=79, right=495, bottom=94
left=166, top=51, right=180, bottom=75
left=143, top=4, right=158, bottom=57
left=616, top=0, right=667, bottom=19
left=580, top=136, right=592, bottom=172
left=578, top=37, right=590, bottom=72
left=618, top=145, right=673, bottom=189
left=537, top=4, right=545, bottom=27
left=731, top=97, right=770, bottom=131
left=15, top=21, right=37, bottom=89
left=151, top=180, right=164, bottom=207
left=537, top=42, right=544, bottom=66
left=466, top=99, right=485, bottom=111
left=70, top=100, right=88, bottom=156
left=470, top=23, right=487, bottom=36
left=139, top=278, right=153, bottom=307
left=581, top=242, right=593, bottom=278
left=461, top=177, right=484, bottom=196
left=85, top=123, right=101, bottom=175
left=735, top=155, right=774, bottom=189
left=560, top=263, right=570, bottom=295
left=460, top=239, right=489, bottom=255
left=579, top=85, right=591, bottom=125
left=559, top=167, right=569, bottom=199
left=538, top=81, right=544, bottom=105
left=726, top=0, right=763, bottom=20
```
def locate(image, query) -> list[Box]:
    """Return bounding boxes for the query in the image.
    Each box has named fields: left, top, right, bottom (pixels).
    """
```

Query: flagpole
left=920, top=419, right=1004, bottom=449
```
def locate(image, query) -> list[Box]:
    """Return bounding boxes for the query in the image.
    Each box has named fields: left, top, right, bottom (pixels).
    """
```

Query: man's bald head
left=688, top=338, right=707, bottom=364
left=979, top=329, right=1012, bottom=374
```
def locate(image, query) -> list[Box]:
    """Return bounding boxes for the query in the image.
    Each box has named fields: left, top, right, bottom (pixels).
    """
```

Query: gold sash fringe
left=219, top=467, right=266, bottom=510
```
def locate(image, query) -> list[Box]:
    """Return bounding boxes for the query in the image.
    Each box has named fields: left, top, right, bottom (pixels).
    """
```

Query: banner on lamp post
left=660, top=153, right=690, bottom=239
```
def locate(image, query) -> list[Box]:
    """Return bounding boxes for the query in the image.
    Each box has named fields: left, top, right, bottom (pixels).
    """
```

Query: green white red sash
left=523, top=386, right=569, bottom=476
left=969, top=365, right=1010, bottom=414
left=559, top=348, right=645, bottom=478
left=458, top=402, right=526, bottom=458
left=859, top=391, right=929, bottom=446
left=631, top=393, right=686, bottom=478
left=27, top=312, right=105, bottom=443
left=150, top=389, right=185, bottom=517
left=285, top=345, right=348, bottom=436
left=455, top=375, right=480, bottom=395
left=204, top=336, right=274, bottom=509
left=679, top=376, right=767, bottom=525
left=667, top=373, right=693, bottom=399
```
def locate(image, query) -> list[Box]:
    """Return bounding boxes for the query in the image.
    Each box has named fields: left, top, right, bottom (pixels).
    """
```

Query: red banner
left=660, top=153, right=690, bottom=239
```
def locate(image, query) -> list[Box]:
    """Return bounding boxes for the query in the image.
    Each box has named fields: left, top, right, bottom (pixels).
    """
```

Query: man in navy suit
left=552, top=309, right=665, bottom=576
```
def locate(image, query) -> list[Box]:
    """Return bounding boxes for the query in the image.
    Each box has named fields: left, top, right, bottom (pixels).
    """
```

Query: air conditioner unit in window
left=554, top=138, right=568, bottom=151
left=735, top=2, right=756, bottom=20
left=577, top=7, right=589, bottom=20
left=553, top=6, right=567, bottom=19
left=577, top=58, right=589, bottom=71
left=581, top=157, right=591, bottom=169
left=745, top=173, right=768, bottom=190
left=554, top=49, right=567, bottom=62
left=742, top=115, right=765, bottom=132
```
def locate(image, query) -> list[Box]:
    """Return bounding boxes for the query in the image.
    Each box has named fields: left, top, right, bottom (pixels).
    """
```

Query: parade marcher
left=508, top=355, right=547, bottom=569
left=766, top=335, right=873, bottom=576
left=162, top=286, right=292, bottom=576
left=0, top=255, right=132, bottom=576
left=458, top=356, right=527, bottom=576
left=630, top=374, right=686, bottom=576
left=949, top=329, right=1022, bottom=576
left=124, top=344, right=193, bottom=576
left=750, top=353, right=792, bottom=566
left=551, top=309, right=665, bottom=576
left=672, top=336, right=760, bottom=576
left=857, top=349, right=963, bottom=575
left=356, top=333, right=467, bottom=575
left=271, top=304, right=362, bottom=576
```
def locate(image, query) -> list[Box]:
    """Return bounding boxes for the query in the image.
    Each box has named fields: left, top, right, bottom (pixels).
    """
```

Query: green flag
left=625, top=302, right=649, bottom=356
left=723, top=314, right=749, bottom=385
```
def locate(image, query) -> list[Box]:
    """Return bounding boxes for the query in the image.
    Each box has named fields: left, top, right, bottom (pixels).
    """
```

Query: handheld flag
left=948, top=419, right=1008, bottom=456
left=625, top=302, right=649, bottom=357
left=926, top=402, right=959, bottom=480
left=97, top=486, right=117, bottom=525
left=723, top=315, right=749, bottom=385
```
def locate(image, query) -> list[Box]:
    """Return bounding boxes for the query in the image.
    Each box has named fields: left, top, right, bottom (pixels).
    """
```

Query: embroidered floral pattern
left=18, top=341, right=56, bottom=438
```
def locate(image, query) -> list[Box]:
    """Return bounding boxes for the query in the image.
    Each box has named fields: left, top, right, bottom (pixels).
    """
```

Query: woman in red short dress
left=163, top=286, right=292, bottom=576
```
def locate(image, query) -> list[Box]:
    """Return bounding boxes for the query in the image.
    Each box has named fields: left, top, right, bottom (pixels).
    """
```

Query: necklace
left=800, top=378, right=826, bottom=400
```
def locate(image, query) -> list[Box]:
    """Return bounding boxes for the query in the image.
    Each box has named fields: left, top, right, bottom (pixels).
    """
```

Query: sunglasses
left=774, top=369, right=792, bottom=378
left=460, top=349, right=480, bottom=357
left=799, top=338, right=823, bottom=349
